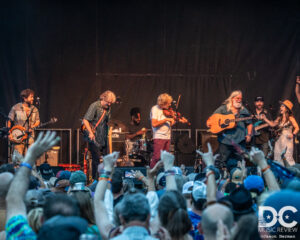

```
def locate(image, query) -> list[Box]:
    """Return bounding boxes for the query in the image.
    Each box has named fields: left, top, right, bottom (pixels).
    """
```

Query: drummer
left=126, top=107, right=147, bottom=141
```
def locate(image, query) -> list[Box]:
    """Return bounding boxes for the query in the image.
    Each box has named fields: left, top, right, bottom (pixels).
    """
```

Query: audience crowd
left=0, top=131, right=300, bottom=240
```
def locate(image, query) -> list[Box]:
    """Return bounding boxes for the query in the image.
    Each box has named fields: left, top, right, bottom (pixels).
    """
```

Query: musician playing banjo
left=7, top=89, right=40, bottom=157
left=82, top=90, right=116, bottom=180
left=207, top=90, right=253, bottom=169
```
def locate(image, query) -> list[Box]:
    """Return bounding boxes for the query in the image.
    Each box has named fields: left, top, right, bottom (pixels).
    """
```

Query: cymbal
left=108, top=119, right=128, bottom=132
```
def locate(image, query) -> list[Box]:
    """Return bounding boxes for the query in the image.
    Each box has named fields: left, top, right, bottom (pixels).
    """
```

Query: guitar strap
left=22, top=106, right=34, bottom=128
left=93, top=110, right=107, bottom=131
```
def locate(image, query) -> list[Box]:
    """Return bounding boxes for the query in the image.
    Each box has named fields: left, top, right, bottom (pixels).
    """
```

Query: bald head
left=0, top=172, right=14, bottom=198
left=202, top=203, right=234, bottom=239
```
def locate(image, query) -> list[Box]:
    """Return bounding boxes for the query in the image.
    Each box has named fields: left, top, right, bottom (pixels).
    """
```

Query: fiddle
left=163, top=107, right=191, bottom=125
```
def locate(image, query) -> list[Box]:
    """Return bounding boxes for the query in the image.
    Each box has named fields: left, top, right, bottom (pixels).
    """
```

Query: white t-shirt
left=150, top=105, right=171, bottom=140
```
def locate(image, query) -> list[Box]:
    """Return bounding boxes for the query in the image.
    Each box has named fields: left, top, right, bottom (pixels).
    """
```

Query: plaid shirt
left=8, top=103, right=40, bottom=131
left=83, top=100, right=111, bottom=147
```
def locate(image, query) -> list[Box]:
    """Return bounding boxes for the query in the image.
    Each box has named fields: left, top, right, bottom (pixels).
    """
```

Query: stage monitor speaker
left=201, top=132, right=219, bottom=153
left=36, top=149, right=59, bottom=166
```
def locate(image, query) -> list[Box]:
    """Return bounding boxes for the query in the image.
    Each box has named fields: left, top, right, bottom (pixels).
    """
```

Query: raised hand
left=147, top=160, right=163, bottom=179
left=196, top=143, right=214, bottom=167
left=131, top=169, right=145, bottom=180
left=249, top=147, right=267, bottom=168
left=25, top=131, right=60, bottom=162
left=103, top=151, right=119, bottom=172
left=160, top=150, right=174, bottom=171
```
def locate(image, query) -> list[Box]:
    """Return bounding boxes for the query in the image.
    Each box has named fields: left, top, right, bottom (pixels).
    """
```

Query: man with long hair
left=7, top=89, right=40, bottom=156
left=208, top=90, right=253, bottom=169
left=150, top=93, right=176, bottom=168
left=82, top=90, right=116, bottom=180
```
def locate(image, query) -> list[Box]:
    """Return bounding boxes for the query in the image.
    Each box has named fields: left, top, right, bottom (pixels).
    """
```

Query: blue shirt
left=214, top=105, right=252, bottom=145
left=188, top=210, right=204, bottom=240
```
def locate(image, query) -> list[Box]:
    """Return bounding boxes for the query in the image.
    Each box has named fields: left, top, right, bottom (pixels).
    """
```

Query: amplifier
left=36, top=149, right=59, bottom=166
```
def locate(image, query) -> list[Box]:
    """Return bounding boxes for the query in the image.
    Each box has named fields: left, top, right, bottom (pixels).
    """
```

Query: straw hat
left=280, top=100, right=293, bottom=112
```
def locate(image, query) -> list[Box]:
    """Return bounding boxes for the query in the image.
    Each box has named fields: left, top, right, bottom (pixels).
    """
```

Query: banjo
left=9, top=117, right=58, bottom=144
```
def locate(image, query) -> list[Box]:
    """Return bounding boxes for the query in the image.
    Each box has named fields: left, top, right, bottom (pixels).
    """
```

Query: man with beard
left=82, top=90, right=116, bottom=180
left=126, top=107, right=147, bottom=141
left=252, top=96, right=272, bottom=156
left=7, top=89, right=40, bottom=156
left=208, top=90, right=253, bottom=169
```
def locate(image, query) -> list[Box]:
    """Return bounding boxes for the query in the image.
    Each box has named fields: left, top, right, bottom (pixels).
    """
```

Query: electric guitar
left=206, top=113, right=253, bottom=134
left=80, top=122, right=101, bottom=148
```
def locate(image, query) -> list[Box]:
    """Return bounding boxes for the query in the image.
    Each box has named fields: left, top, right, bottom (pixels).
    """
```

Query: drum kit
left=108, top=119, right=152, bottom=167
left=124, top=138, right=152, bottom=166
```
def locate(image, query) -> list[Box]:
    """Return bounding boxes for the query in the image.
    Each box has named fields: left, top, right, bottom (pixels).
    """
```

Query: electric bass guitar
left=9, top=117, right=58, bottom=143
left=206, top=113, right=253, bottom=134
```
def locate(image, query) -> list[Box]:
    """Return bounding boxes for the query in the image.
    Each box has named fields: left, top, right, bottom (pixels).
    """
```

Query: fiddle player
left=150, top=93, right=186, bottom=168
left=207, top=90, right=253, bottom=169
left=7, top=89, right=40, bottom=156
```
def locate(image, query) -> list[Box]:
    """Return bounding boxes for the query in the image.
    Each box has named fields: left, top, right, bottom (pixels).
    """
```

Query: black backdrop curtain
left=0, top=0, right=300, bottom=162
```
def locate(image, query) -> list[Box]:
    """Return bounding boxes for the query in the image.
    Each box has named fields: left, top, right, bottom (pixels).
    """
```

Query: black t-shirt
left=253, top=109, right=272, bottom=144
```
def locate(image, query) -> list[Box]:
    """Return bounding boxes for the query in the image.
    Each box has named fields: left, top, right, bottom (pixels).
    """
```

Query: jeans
left=150, top=139, right=170, bottom=168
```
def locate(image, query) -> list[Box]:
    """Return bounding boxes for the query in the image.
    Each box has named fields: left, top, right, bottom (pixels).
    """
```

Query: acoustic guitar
left=206, top=113, right=253, bottom=134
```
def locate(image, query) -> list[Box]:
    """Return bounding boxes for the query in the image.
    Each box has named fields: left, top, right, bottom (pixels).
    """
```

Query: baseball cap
left=230, top=168, right=243, bottom=184
left=254, top=96, right=264, bottom=102
left=192, top=181, right=207, bottom=201
left=182, top=181, right=194, bottom=195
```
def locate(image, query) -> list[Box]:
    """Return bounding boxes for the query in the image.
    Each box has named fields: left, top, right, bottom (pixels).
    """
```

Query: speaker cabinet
left=36, top=149, right=59, bottom=166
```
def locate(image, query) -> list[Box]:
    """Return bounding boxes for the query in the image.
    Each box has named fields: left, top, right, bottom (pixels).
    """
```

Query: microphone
left=35, top=97, right=40, bottom=106
left=115, top=97, right=122, bottom=104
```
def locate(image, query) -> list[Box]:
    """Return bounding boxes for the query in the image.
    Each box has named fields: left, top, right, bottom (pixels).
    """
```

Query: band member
left=82, top=90, right=116, bottom=180
left=208, top=90, right=253, bottom=169
left=126, top=107, right=147, bottom=141
left=150, top=93, right=177, bottom=168
left=262, top=100, right=299, bottom=166
left=7, top=89, right=40, bottom=156
left=252, top=96, right=272, bottom=156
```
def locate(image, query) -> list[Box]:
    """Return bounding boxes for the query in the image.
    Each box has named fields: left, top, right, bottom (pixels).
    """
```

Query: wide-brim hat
left=280, top=100, right=293, bottom=112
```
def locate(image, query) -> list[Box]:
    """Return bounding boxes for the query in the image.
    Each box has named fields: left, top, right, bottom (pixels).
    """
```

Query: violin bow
left=176, top=94, right=181, bottom=110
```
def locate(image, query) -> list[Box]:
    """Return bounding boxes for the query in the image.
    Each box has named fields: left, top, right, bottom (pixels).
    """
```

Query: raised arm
left=249, top=147, right=280, bottom=191
left=6, top=131, right=60, bottom=221
left=94, top=152, right=119, bottom=240
left=262, top=115, right=279, bottom=128
left=161, top=151, right=177, bottom=191
left=196, top=143, right=217, bottom=203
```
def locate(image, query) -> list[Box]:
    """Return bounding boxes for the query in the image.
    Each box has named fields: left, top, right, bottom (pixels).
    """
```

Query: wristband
left=100, top=174, right=109, bottom=178
left=261, top=165, right=271, bottom=173
left=20, top=162, right=32, bottom=170
left=99, top=169, right=112, bottom=176
left=98, top=177, right=112, bottom=182
left=206, top=171, right=215, bottom=178
left=164, top=170, right=176, bottom=176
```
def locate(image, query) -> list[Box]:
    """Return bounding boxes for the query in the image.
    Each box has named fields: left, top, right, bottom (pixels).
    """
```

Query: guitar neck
left=255, top=123, right=269, bottom=131
left=231, top=116, right=253, bottom=123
